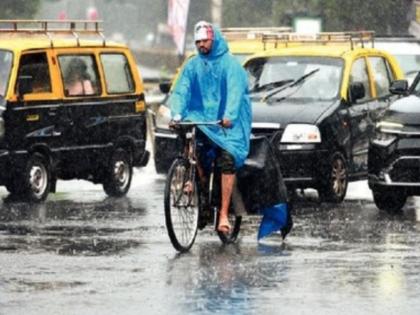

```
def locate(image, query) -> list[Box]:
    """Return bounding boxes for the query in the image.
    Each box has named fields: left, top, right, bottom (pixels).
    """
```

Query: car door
left=99, top=51, right=147, bottom=164
left=367, top=56, right=398, bottom=123
left=7, top=51, right=62, bottom=151
left=57, top=53, right=104, bottom=160
left=347, top=57, right=377, bottom=175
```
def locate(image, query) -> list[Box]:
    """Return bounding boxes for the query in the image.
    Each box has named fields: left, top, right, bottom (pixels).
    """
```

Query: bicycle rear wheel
left=164, top=158, right=199, bottom=252
left=217, top=213, right=242, bottom=244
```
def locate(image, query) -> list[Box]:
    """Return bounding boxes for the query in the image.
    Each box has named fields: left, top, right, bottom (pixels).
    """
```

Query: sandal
left=217, top=216, right=231, bottom=233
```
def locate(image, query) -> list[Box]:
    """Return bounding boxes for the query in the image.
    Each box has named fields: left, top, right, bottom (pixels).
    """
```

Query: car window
left=0, top=50, right=12, bottom=97
left=58, top=55, right=100, bottom=97
left=369, top=56, right=393, bottom=98
left=17, top=52, right=51, bottom=94
left=100, top=53, right=134, bottom=94
left=350, top=58, right=371, bottom=102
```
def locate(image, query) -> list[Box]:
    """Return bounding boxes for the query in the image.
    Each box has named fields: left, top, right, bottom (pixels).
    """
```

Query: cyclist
left=169, top=21, right=252, bottom=233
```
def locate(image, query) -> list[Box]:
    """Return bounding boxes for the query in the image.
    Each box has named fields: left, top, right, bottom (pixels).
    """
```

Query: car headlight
left=376, top=121, right=403, bottom=134
left=372, top=121, right=401, bottom=146
left=280, top=124, right=321, bottom=143
left=155, top=105, right=172, bottom=130
left=372, top=131, right=397, bottom=146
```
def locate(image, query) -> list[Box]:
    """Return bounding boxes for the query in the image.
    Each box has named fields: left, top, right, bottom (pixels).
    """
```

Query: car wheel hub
left=114, top=161, right=129, bottom=187
left=331, top=158, right=346, bottom=196
left=30, top=165, right=47, bottom=196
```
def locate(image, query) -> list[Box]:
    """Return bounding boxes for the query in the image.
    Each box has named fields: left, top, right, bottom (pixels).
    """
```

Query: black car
left=368, top=73, right=420, bottom=212
left=242, top=33, right=403, bottom=203
left=0, top=20, right=149, bottom=202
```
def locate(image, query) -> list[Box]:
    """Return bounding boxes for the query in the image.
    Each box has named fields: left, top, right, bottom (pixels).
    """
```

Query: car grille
left=251, top=128, right=282, bottom=139
left=389, top=157, right=420, bottom=183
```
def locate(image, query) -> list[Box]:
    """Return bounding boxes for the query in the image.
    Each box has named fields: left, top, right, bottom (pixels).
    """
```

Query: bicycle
left=164, top=121, right=242, bottom=252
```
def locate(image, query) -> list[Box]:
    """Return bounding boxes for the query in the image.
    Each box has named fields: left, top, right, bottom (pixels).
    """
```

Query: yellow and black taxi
left=150, top=27, right=292, bottom=173
left=0, top=20, right=149, bottom=201
left=368, top=71, right=420, bottom=212
left=244, top=32, right=403, bottom=202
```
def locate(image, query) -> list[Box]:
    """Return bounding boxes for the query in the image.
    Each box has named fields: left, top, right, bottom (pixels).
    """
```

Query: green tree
left=320, top=0, right=412, bottom=34
left=223, top=0, right=273, bottom=27
left=223, top=0, right=413, bottom=34
left=0, top=0, right=41, bottom=19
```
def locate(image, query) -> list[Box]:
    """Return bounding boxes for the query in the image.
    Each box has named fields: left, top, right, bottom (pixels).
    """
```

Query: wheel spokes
left=169, top=164, right=199, bottom=247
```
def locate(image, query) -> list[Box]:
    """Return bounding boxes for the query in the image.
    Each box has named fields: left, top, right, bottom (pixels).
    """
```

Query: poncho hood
left=198, top=27, right=229, bottom=60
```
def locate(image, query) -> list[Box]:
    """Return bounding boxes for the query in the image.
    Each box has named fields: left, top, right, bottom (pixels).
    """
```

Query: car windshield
left=394, top=54, right=420, bottom=78
left=245, top=56, right=343, bottom=101
left=0, top=50, right=12, bottom=97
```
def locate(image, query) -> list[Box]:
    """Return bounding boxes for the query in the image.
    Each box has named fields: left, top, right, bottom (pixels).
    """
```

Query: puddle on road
left=0, top=193, right=157, bottom=256
left=8, top=278, right=86, bottom=292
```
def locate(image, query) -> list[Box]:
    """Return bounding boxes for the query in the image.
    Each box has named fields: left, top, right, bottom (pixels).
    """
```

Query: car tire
left=318, top=151, right=348, bottom=203
left=5, top=180, right=19, bottom=195
left=372, top=187, right=407, bottom=213
left=15, top=153, right=51, bottom=202
left=103, top=148, right=133, bottom=197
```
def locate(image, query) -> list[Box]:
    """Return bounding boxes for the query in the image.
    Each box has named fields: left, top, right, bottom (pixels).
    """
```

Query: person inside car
left=64, top=57, right=94, bottom=96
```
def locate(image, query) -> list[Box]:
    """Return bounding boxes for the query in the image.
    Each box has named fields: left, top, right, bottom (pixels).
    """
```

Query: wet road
left=1, top=163, right=420, bottom=314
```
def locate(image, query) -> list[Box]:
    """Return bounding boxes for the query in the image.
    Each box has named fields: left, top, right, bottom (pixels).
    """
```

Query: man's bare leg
left=218, top=173, right=235, bottom=232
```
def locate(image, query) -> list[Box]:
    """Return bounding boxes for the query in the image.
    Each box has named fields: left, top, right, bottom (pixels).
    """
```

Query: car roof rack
left=374, top=34, right=420, bottom=44
left=221, top=27, right=292, bottom=41
left=0, top=19, right=106, bottom=48
left=261, top=31, right=375, bottom=50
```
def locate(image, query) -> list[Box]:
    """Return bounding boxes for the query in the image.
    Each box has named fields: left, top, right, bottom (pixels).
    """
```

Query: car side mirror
left=389, top=80, right=408, bottom=95
left=17, top=75, right=33, bottom=98
left=349, top=82, right=365, bottom=102
left=159, top=80, right=171, bottom=94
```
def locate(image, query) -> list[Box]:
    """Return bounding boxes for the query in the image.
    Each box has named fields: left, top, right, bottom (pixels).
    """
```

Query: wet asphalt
left=1, top=163, right=420, bottom=315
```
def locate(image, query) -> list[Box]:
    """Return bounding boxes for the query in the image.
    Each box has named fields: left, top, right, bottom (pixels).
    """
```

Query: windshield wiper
left=261, top=68, right=320, bottom=102
left=251, top=79, right=294, bottom=93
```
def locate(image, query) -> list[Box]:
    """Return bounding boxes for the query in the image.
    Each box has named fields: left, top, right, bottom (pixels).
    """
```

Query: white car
left=375, top=37, right=420, bottom=84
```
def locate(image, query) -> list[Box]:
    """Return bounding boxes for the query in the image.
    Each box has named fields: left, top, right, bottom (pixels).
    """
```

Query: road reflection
left=0, top=195, right=148, bottom=255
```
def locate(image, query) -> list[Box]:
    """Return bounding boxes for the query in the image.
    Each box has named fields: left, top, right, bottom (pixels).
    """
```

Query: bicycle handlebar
left=171, top=120, right=222, bottom=126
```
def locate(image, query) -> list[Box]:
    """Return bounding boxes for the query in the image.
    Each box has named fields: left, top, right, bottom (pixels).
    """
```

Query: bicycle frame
left=164, top=120, right=241, bottom=251
left=173, top=121, right=221, bottom=209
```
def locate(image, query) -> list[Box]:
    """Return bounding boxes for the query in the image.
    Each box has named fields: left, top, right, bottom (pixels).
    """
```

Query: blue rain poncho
left=169, top=27, right=252, bottom=168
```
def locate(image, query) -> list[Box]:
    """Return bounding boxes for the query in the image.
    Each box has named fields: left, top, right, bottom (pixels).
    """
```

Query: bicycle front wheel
left=164, top=158, right=200, bottom=252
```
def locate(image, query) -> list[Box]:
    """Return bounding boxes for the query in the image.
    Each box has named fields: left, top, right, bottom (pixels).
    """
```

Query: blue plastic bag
left=257, top=203, right=290, bottom=241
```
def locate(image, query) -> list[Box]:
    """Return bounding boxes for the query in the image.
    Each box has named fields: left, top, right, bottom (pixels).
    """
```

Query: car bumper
left=154, top=129, right=180, bottom=173
left=368, top=137, right=420, bottom=193
left=277, top=144, right=330, bottom=187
